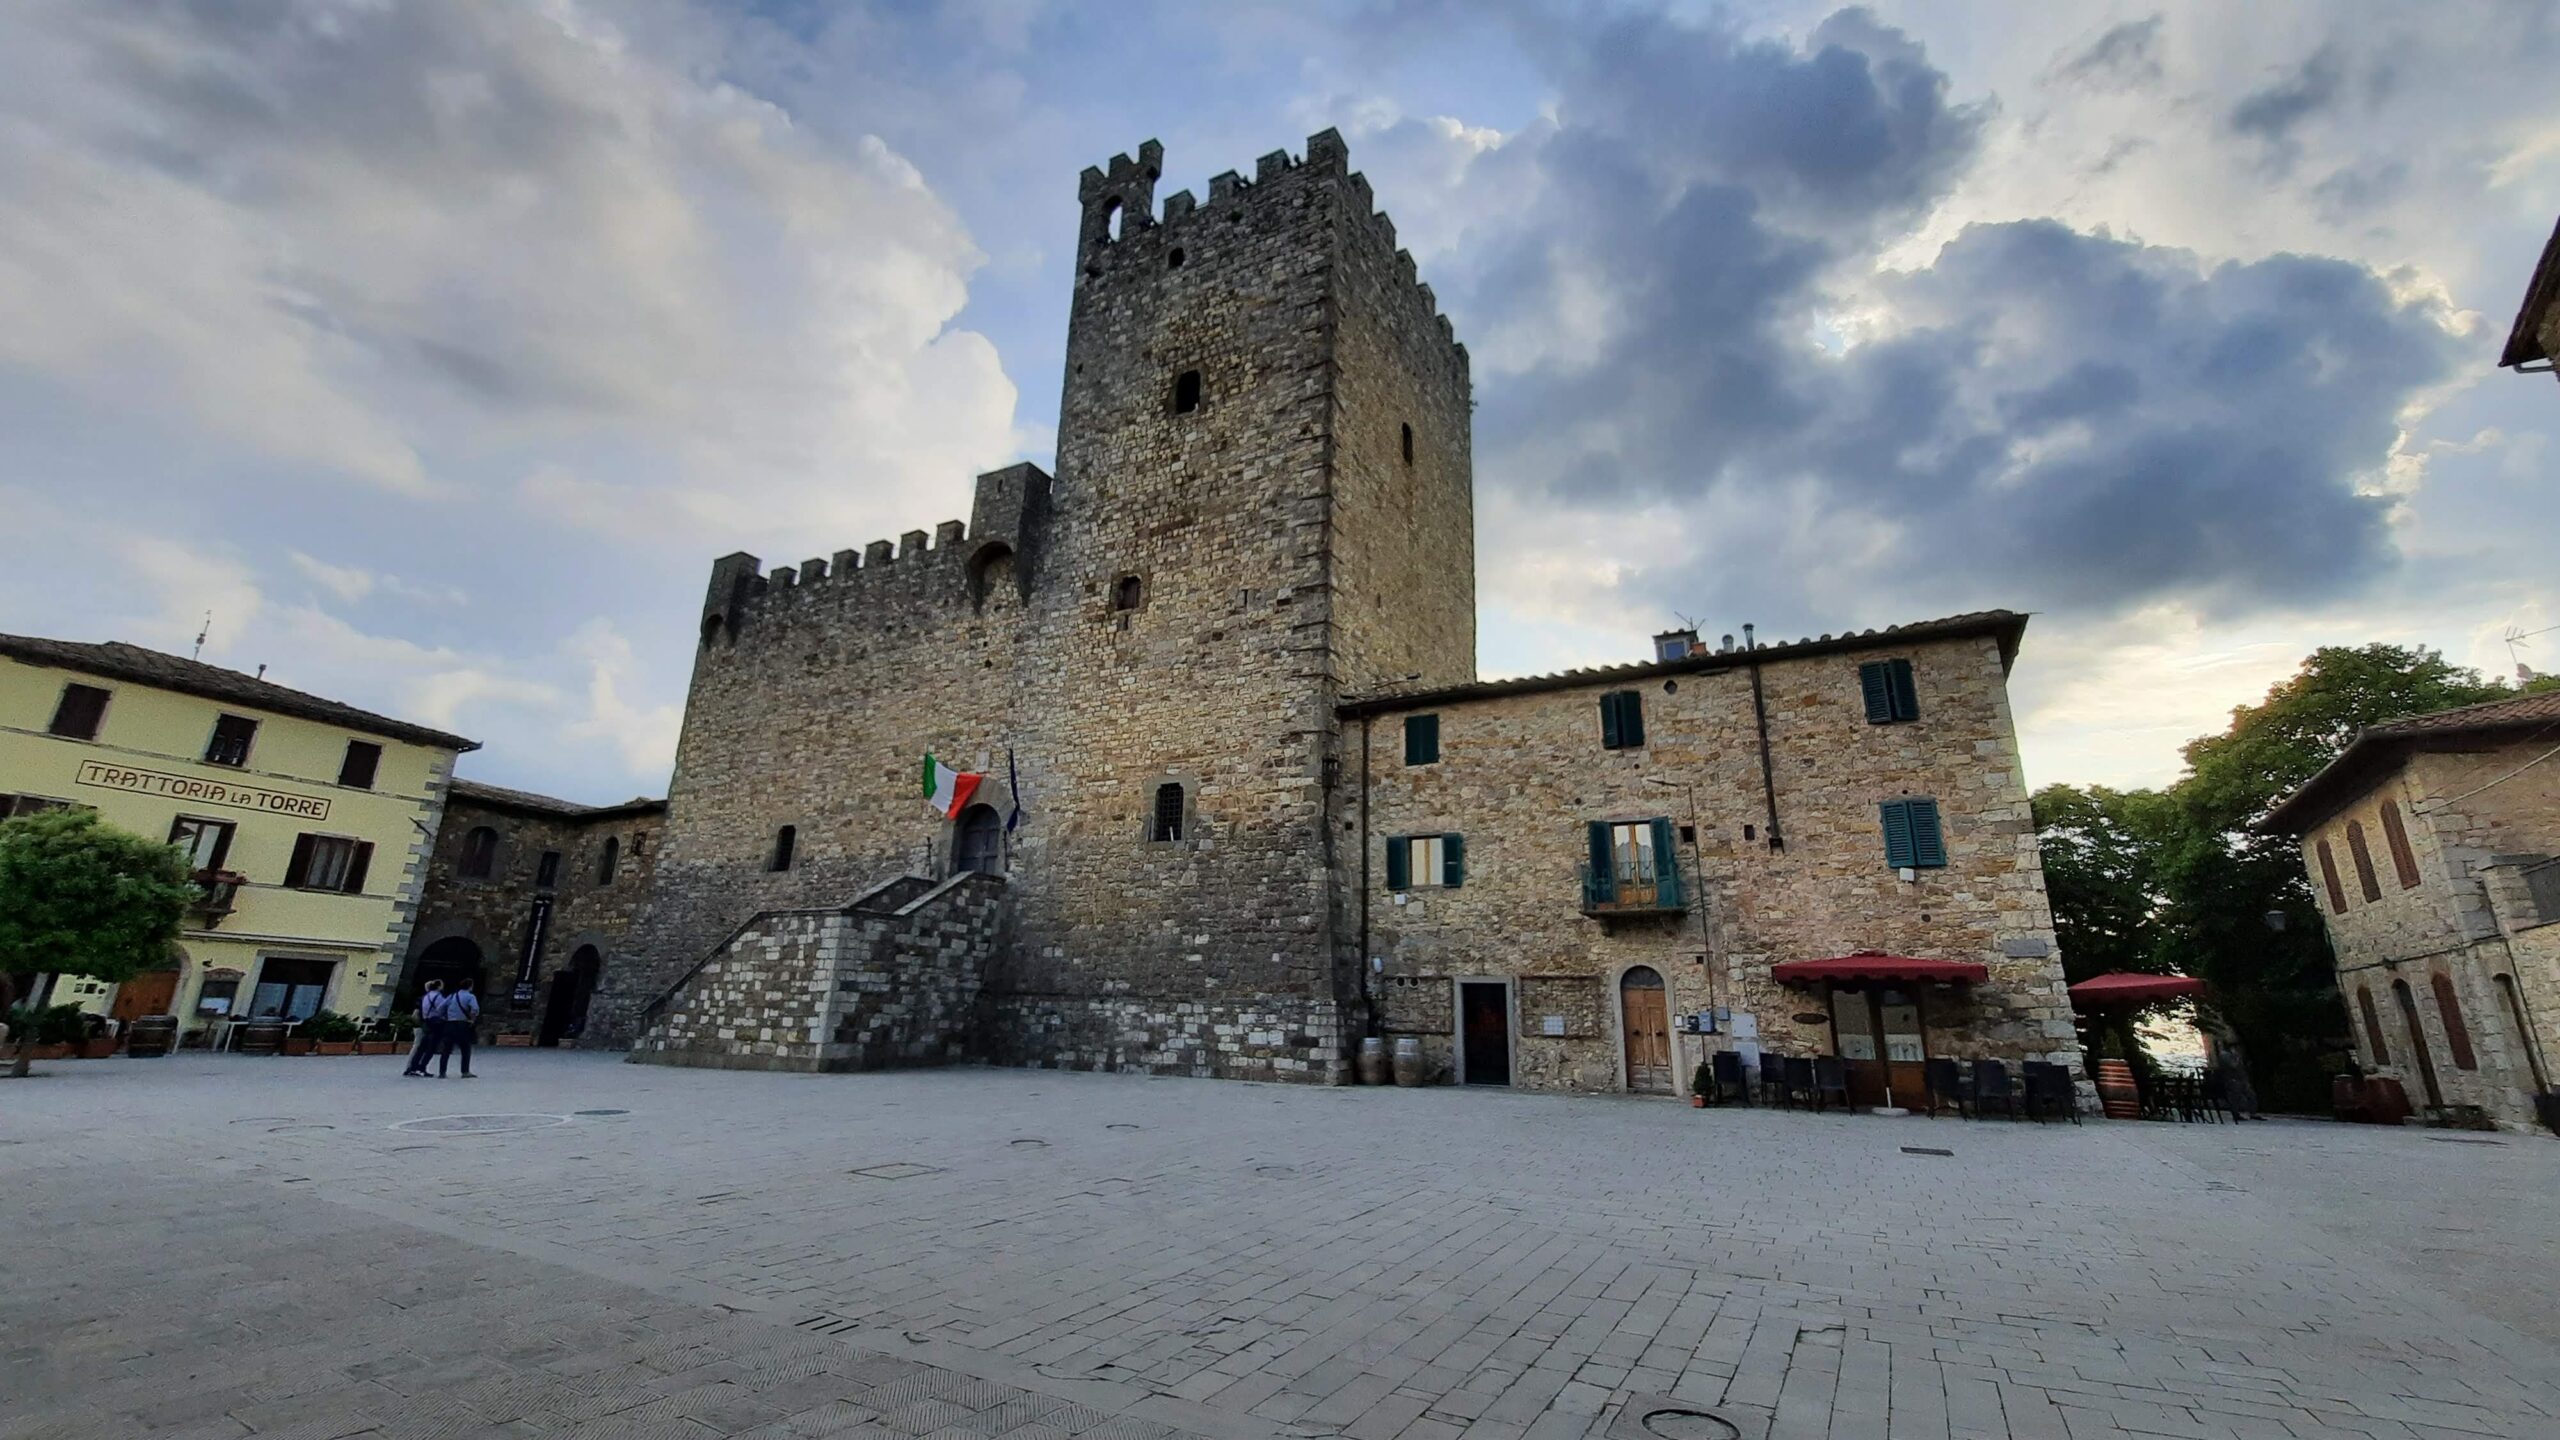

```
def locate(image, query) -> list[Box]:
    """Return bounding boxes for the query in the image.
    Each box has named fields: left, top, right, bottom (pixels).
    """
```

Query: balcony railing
left=1582, top=863, right=1686, bottom=917
left=191, top=868, right=247, bottom=925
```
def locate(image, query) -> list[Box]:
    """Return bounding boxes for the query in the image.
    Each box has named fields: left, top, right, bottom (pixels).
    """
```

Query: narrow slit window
left=1401, top=422, right=1415, bottom=465
left=598, top=835, right=621, bottom=885
left=770, top=825, right=797, bottom=873
left=1172, top=370, right=1202, bottom=415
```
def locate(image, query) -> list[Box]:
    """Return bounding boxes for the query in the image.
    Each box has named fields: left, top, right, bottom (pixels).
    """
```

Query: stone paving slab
left=4, top=1054, right=2558, bottom=1440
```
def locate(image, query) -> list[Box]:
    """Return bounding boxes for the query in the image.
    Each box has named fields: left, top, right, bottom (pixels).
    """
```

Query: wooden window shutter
left=1585, top=821, right=1616, bottom=903
left=1889, top=659, right=1918, bottom=721
left=1599, top=693, right=1624, bottom=749
left=1859, top=662, right=1893, bottom=723
left=1405, top=714, right=1439, bottom=766
left=1441, top=833, right=1464, bottom=888
left=1880, top=802, right=1914, bottom=870
left=1649, top=817, right=1681, bottom=906
left=2379, top=800, right=2419, bottom=889
left=342, top=842, right=374, bottom=895
left=2431, top=973, right=2476, bottom=1069
left=1909, top=799, right=1945, bottom=868
left=1620, top=692, right=1644, bottom=747
left=284, top=833, right=316, bottom=889
left=2315, top=839, right=2346, bottom=912
left=1385, top=836, right=1411, bottom=891
left=2345, top=821, right=2381, bottom=902
left=2357, top=986, right=2389, bottom=1063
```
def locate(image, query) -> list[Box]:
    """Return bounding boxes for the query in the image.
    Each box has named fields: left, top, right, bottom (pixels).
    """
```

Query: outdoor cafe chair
left=1711, top=1050, right=1751, bottom=1106
left=1758, top=1055, right=1792, bottom=1108
left=1810, top=1055, right=1850, bottom=1111
left=1784, top=1056, right=1817, bottom=1110
left=1924, top=1057, right=1972, bottom=1118
left=1973, top=1059, right=2019, bottom=1119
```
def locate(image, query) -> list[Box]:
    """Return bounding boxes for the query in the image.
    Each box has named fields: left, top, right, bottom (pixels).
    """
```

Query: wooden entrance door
left=1460, top=982, right=1510, bottom=1085
left=111, top=969, right=179, bottom=1023
left=1620, top=966, right=1673, bottom=1094
left=1832, top=986, right=1930, bottom=1108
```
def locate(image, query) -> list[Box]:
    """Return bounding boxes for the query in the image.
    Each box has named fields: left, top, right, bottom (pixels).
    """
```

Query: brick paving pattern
left=4, top=1054, right=2556, bottom=1440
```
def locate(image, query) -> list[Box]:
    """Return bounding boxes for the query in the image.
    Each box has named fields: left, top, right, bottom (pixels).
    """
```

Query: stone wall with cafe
left=402, top=779, right=665, bottom=1047
left=1339, top=614, right=2085, bottom=1104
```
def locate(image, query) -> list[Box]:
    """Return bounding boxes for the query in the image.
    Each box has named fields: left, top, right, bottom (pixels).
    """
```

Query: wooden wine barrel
left=126, top=1015, right=179, bottom=1057
left=235, top=1019, right=287, bottom=1056
left=2094, top=1059, right=2142, bottom=1119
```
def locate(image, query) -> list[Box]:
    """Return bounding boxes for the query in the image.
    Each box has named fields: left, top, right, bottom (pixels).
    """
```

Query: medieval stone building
left=601, top=131, right=2084, bottom=1099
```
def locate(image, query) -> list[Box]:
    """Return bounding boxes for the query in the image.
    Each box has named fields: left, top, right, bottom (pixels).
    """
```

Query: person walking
left=402, top=980, right=447, bottom=1078
left=438, top=976, right=481, bottom=1079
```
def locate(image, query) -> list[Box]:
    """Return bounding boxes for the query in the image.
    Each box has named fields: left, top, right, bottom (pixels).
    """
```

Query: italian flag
left=922, top=754, right=984, bottom=817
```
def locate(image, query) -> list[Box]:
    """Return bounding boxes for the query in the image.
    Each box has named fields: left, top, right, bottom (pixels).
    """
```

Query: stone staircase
left=626, top=872, right=1005, bottom=1072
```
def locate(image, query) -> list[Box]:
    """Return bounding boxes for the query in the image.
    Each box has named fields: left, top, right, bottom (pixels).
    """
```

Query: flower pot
left=315, top=1041, right=356, bottom=1056
left=1690, top=1094, right=1707, bottom=1108
left=79, top=1036, right=119, bottom=1059
left=495, top=1033, right=535, bottom=1047
left=281, top=1036, right=317, bottom=1056
left=32, top=1043, right=75, bottom=1061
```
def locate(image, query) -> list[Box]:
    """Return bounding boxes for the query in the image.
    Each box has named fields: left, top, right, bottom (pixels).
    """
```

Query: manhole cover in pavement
left=849, top=1162, right=942, bottom=1179
left=1638, top=1408, right=1740, bottom=1440
left=574, top=1108, right=629, bottom=1116
left=390, top=1114, right=571, bottom=1134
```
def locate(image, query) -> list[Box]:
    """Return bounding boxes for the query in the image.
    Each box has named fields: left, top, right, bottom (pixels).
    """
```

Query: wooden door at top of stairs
left=111, top=969, right=179, bottom=1023
left=1621, top=967, right=1673, bottom=1094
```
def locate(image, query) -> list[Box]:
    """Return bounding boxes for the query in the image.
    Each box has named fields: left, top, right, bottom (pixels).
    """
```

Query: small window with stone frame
left=1114, top=574, right=1145, bottom=613
left=1149, top=783, right=1185, bottom=843
left=1172, top=369, right=1202, bottom=415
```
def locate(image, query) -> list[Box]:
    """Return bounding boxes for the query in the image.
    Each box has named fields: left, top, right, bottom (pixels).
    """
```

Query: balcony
left=191, top=868, right=247, bottom=926
left=1581, top=864, right=1687, bottom=919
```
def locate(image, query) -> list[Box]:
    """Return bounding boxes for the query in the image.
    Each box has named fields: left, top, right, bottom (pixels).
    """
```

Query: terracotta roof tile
left=0, top=632, right=476, bottom=752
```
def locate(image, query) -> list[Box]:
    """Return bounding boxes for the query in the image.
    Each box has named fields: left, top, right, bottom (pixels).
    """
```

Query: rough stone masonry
left=604, top=129, right=2083, bottom=1096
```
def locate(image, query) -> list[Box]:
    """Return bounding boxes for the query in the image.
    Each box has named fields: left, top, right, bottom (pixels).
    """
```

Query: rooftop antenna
left=192, top=611, right=212, bottom=661
left=2505, top=623, right=2556, bottom=682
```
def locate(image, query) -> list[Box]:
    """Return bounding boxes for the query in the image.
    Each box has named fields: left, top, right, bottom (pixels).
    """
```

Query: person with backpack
left=402, top=980, right=446, bottom=1077
left=437, top=976, right=481, bottom=1079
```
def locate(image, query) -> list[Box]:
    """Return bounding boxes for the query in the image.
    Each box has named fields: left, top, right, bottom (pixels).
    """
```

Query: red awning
left=1769, top=951, right=1989, bottom=986
left=2067, top=972, right=2206, bottom=1008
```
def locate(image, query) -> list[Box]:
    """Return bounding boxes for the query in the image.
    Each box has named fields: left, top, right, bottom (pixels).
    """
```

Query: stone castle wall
left=1345, top=629, right=2079, bottom=1094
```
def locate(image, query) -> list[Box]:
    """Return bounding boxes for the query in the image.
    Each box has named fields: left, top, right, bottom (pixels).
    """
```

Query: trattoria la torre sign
left=75, top=761, right=332, bottom=821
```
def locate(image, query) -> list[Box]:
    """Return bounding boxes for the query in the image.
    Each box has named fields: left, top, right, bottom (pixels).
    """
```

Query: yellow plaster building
left=0, top=635, right=475, bottom=1037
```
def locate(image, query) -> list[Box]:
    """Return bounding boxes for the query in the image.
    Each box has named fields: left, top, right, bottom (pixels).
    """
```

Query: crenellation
left=1164, top=189, right=1196, bottom=220
left=769, top=565, right=797, bottom=590
left=934, top=520, right=965, bottom=548
left=898, top=529, right=928, bottom=558
left=800, top=557, right=829, bottom=583
left=832, top=548, right=857, bottom=576
left=1256, top=148, right=1292, bottom=182
left=865, top=539, right=893, bottom=567
left=1208, top=170, right=1244, bottom=203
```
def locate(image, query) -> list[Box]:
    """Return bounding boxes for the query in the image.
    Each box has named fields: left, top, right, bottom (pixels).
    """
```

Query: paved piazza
left=3, top=1056, right=2555, bottom=1440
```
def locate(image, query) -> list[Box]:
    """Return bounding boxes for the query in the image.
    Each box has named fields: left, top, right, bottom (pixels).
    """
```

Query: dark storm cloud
left=1427, top=8, right=2460, bottom=632
left=2054, top=16, right=2165, bottom=92
left=2227, top=43, right=2345, bottom=167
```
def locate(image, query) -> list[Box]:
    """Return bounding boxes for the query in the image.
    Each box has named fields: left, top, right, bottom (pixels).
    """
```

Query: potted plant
left=78, top=1018, right=119, bottom=1059
left=1689, top=1059, right=1713, bottom=1107
left=280, top=1021, right=319, bottom=1056
left=306, top=1010, right=360, bottom=1055
left=10, top=1003, right=90, bottom=1060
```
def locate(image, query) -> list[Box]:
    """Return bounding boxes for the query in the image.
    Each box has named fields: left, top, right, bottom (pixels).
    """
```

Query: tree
left=0, top=809, right=196, bottom=1076
left=2029, top=784, right=2175, bottom=984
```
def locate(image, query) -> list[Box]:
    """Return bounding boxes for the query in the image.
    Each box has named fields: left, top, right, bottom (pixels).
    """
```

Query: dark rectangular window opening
left=285, top=832, right=372, bottom=894
left=168, top=815, right=236, bottom=872
left=770, top=825, right=797, bottom=872
left=205, top=713, right=258, bottom=768
left=1172, top=369, right=1202, bottom=414
left=1404, top=713, right=1440, bottom=766
left=1151, top=783, right=1186, bottom=843
left=48, top=683, right=110, bottom=741
left=1401, top=422, right=1415, bottom=466
left=338, top=740, right=382, bottom=789
left=1600, top=691, right=1645, bottom=749
left=536, top=850, right=561, bottom=888
left=1860, top=659, right=1920, bottom=724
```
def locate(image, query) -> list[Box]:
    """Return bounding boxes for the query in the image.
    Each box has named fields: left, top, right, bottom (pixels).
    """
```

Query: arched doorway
left=2391, top=977, right=2443, bottom=1108
left=407, top=936, right=485, bottom=1014
left=1620, top=966, right=1673, bottom=1095
left=955, top=803, right=1004, bottom=876
left=540, top=946, right=603, bottom=1046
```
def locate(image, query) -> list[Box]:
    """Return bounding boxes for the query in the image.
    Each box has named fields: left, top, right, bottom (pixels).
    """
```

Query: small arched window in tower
left=1167, top=247, right=1186, bottom=271
left=459, top=826, right=499, bottom=881
left=700, top=613, right=723, bottom=648
left=1114, top=574, right=1144, bottom=613
left=598, top=835, right=620, bottom=886
left=1150, top=783, right=1185, bottom=843
left=769, top=825, right=796, bottom=874
left=1401, top=422, right=1414, bottom=466
left=1103, top=198, right=1124, bottom=242
left=1172, top=369, right=1202, bottom=415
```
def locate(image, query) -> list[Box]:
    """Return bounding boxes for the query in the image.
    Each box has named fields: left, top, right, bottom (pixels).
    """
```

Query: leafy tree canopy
left=0, top=809, right=195, bottom=987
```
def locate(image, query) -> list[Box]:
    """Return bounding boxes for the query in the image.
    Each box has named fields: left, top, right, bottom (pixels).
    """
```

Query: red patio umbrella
left=1770, top=951, right=1989, bottom=985
left=2067, top=972, right=2206, bottom=1008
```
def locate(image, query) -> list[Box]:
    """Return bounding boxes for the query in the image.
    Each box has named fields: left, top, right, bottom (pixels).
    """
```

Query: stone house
left=607, top=130, right=2082, bottom=1099
left=2263, top=692, right=2560, bottom=1132
left=401, top=779, right=664, bottom=1045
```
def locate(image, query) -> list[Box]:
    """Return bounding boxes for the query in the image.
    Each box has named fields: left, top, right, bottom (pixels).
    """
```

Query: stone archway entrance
left=408, top=936, right=485, bottom=1013
left=1620, top=966, right=1673, bottom=1095
left=955, top=803, right=1004, bottom=876
left=540, top=945, right=603, bottom=1046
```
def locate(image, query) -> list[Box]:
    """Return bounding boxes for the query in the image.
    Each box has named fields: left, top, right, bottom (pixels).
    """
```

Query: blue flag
left=1006, top=748, right=1026, bottom=831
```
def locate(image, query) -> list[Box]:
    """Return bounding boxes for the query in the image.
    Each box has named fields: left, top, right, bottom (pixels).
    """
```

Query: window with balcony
left=1583, top=817, right=1682, bottom=914
left=204, top=713, right=258, bottom=768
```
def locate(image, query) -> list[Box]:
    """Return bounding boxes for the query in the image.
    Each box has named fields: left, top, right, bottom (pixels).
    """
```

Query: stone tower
left=607, top=130, right=1474, bottom=1081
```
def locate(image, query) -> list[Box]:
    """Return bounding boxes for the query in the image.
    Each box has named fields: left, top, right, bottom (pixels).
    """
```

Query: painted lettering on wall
left=74, top=761, right=332, bottom=820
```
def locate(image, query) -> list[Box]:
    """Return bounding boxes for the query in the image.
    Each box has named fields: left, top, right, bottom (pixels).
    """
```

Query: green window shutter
left=342, top=842, right=374, bottom=896
left=284, top=833, right=316, bottom=889
left=1649, top=817, right=1681, bottom=907
left=1880, top=802, right=1914, bottom=870
left=1385, top=836, right=1411, bottom=891
left=1889, top=659, right=1919, bottom=721
left=1620, top=692, right=1645, bottom=747
left=1859, top=662, right=1892, bottom=723
left=1585, top=821, right=1616, bottom=903
left=1908, top=798, right=1945, bottom=867
left=1405, top=714, right=1439, bottom=765
left=1600, top=693, right=1623, bottom=749
left=1442, top=833, right=1464, bottom=888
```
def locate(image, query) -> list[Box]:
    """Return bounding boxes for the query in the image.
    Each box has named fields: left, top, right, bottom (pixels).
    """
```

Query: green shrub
left=303, top=1009, right=361, bottom=1042
left=5, top=1003, right=92, bottom=1046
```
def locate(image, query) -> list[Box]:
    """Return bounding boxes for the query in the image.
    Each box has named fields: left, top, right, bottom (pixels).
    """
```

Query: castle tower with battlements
left=601, top=130, right=1477, bottom=1080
